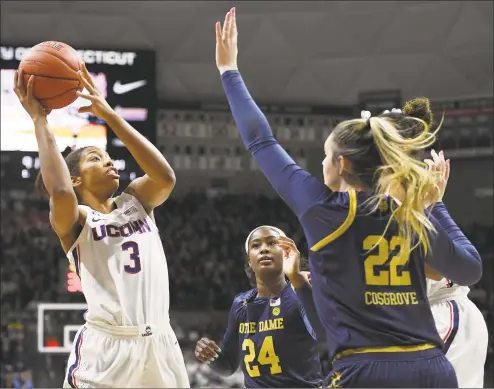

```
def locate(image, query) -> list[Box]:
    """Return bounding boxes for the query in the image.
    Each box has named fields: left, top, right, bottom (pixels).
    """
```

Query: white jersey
left=426, top=277, right=470, bottom=305
left=428, top=277, right=487, bottom=387
left=67, top=193, right=170, bottom=326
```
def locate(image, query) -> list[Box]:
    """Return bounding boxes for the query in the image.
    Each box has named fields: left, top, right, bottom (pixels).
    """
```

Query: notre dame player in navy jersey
left=195, top=226, right=323, bottom=388
left=214, top=9, right=482, bottom=387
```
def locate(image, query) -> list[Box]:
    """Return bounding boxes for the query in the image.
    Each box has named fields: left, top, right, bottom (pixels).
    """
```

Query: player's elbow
left=157, top=173, right=176, bottom=195
left=165, top=170, right=176, bottom=187
left=457, top=262, right=483, bottom=286
left=448, top=256, right=483, bottom=286
left=156, top=168, right=176, bottom=190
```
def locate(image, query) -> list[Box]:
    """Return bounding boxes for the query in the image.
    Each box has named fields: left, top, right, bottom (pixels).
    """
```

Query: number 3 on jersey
left=122, top=241, right=142, bottom=274
left=243, top=336, right=282, bottom=377
left=363, top=235, right=411, bottom=286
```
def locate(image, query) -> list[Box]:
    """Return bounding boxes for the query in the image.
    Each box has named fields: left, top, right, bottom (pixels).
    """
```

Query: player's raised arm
left=76, top=64, right=176, bottom=213
left=14, top=70, right=79, bottom=240
left=427, top=202, right=482, bottom=285
left=279, top=237, right=326, bottom=341
left=196, top=298, right=241, bottom=376
left=422, top=151, right=482, bottom=285
left=216, top=9, right=329, bottom=217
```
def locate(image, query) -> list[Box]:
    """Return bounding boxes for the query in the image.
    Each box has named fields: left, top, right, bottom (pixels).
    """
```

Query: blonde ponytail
left=368, top=116, right=441, bottom=255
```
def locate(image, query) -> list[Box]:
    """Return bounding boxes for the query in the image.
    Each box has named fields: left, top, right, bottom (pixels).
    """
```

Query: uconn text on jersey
left=91, top=219, right=151, bottom=241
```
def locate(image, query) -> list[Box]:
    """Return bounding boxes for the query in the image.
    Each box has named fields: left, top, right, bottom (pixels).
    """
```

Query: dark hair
left=329, top=97, right=441, bottom=255
left=402, top=97, right=434, bottom=127
left=244, top=255, right=257, bottom=287
left=372, top=97, right=435, bottom=160
left=35, top=146, right=89, bottom=198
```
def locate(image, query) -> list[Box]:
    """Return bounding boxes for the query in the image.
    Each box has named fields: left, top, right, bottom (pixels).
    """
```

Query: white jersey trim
left=66, top=204, right=92, bottom=264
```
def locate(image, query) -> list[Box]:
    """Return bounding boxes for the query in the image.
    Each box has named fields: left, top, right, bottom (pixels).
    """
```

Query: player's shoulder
left=228, top=289, right=255, bottom=322
left=303, top=190, right=361, bottom=251
left=113, top=191, right=138, bottom=207
left=232, top=288, right=256, bottom=308
left=306, top=189, right=359, bottom=217
left=112, top=192, right=149, bottom=217
left=305, top=190, right=393, bottom=252
left=283, top=285, right=304, bottom=309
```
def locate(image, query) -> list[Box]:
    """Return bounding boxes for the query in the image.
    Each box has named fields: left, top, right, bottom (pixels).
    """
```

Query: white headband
left=245, top=225, right=286, bottom=254
left=361, top=108, right=402, bottom=121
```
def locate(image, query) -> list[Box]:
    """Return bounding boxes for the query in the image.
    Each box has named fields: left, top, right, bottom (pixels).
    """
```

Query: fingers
left=431, top=149, right=443, bottom=172
left=17, top=69, right=24, bottom=90
left=81, top=63, right=97, bottom=89
left=14, top=69, right=19, bottom=93
left=222, top=10, right=231, bottom=37
left=215, top=21, right=222, bottom=42
left=225, top=8, right=234, bottom=37
left=430, top=150, right=445, bottom=172
left=278, top=236, right=298, bottom=252
left=218, top=8, right=236, bottom=42
left=195, top=338, right=221, bottom=363
left=439, top=150, right=450, bottom=182
left=78, top=63, right=99, bottom=96
left=438, top=150, right=446, bottom=165
left=197, top=338, right=221, bottom=353
left=14, top=69, right=26, bottom=98
left=26, top=75, right=35, bottom=101
left=278, top=236, right=295, bottom=245
left=78, top=105, right=93, bottom=114
left=76, top=91, right=97, bottom=101
left=231, top=7, right=237, bottom=34
left=425, top=150, right=448, bottom=173
left=78, top=73, right=98, bottom=96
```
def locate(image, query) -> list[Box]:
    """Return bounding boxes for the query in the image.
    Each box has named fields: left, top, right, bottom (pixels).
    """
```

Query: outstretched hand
left=76, top=63, right=114, bottom=121
left=13, top=69, right=51, bottom=121
left=216, top=7, right=238, bottom=74
left=195, top=337, right=221, bottom=364
left=279, top=236, right=308, bottom=289
left=424, top=149, right=450, bottom=206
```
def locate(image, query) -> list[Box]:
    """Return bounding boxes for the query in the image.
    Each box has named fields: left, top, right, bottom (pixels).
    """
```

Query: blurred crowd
left=1, top=189, right=493, bottom=387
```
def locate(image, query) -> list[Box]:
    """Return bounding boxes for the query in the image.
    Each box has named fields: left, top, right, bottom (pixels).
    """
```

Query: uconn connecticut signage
left=1, top=45, right=138, bottom=66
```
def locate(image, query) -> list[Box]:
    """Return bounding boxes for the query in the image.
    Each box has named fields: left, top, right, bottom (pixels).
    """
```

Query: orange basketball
left=19, top=41, right=83, bottom=110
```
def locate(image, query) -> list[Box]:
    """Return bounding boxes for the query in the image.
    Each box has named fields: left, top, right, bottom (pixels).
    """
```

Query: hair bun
left=402, top=97, right=433, bottom=126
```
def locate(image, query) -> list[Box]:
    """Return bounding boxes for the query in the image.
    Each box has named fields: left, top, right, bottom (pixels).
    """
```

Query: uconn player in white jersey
left=421, top=151, right=488, bottom=388
left=14, top=67, right=190, bottom=387
left=387, top=143, right=488, bottom=387
left=426, top=255, right=488, bottom=388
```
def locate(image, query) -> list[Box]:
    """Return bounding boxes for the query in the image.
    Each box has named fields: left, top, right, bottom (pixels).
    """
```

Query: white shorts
left=63, top=321, right=190, bottom=388
left=431, top=297, right=488, bottom=388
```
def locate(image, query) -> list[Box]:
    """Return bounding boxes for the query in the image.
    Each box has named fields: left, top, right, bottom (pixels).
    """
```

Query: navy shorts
left=325, top=348, right=458, bottom=388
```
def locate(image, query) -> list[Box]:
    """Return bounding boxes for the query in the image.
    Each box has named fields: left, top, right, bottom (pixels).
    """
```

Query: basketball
left=18, top=41, right=83, bottom=110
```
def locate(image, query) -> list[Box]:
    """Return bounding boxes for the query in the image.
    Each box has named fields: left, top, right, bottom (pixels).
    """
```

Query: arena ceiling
left=1, top=1, right=493, bottom=105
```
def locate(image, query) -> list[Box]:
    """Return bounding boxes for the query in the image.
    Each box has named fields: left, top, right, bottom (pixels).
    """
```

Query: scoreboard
left=0, top=44, right=156, bottom=182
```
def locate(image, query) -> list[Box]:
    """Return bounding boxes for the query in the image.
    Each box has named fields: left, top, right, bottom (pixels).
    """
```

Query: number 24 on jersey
left=242, top=336, right=282, bottom=377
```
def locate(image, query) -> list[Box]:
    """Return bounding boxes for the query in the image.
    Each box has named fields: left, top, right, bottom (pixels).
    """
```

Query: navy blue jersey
left=303, top=190, right=444, bottom=359
left=221, top=70, right=482, bottom=363
left=211, top=284, right=323, bottom=388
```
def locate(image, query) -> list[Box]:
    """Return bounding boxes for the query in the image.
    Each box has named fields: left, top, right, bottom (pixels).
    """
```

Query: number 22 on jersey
left=363, top=235, right=411, bottom=286
left=242, top=336, right=282, bottom=377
